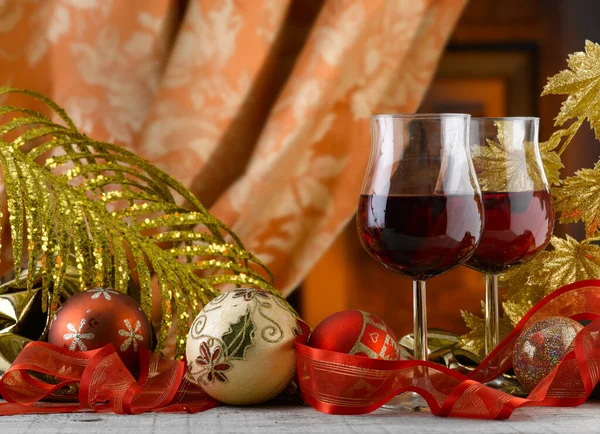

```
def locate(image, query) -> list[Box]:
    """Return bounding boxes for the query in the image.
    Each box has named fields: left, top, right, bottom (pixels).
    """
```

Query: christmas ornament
left=461, top=41, right=600, bottom=354
left=513, top=316, right=583, bottom=392
left=308, top=310, right=400, bottom=360
left=0, top=87, right=276, bottom=358
left=186, top=288, right=300, bottom=405
left=48, top=288, right=152, bottom=373
left=296, top=281, right=600, bottom=418
left=2, top=280, right=600, bottom=419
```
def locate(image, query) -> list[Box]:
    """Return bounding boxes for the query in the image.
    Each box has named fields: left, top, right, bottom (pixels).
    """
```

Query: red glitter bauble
left=308, top=310, right=401, bottom=360
left=48, top=288, right=152, bottom=373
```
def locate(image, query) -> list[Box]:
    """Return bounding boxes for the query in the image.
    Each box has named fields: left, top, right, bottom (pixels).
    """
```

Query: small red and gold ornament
left=308, top=310, right=401, bottom=360
left=48, top=288, right=152, bottom=373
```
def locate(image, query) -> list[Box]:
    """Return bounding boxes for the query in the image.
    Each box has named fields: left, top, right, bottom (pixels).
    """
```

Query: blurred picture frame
left=419, top=47, right=537, bottom=118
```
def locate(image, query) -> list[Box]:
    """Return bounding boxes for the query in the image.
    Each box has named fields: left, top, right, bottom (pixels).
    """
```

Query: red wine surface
left=357, top=194, right=482, bottom=280
left=466, top=190, right=554, bottom=274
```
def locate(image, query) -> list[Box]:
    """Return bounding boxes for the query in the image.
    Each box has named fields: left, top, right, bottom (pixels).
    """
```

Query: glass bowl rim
left=370, top=113, right=471, bottom=120
left=471, top=116, right=539, bottom=121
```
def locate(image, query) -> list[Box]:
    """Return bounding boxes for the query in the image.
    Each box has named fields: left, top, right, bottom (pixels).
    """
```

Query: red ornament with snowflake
left=308, top=310, right=401, bottom=360
left=48, top=288, right=152, bottom=374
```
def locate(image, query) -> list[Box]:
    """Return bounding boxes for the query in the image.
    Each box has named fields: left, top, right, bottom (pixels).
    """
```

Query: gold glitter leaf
left=458, top=311, right=486, bottom=357
left=0, top=87, right=280, bottom=358
left=504, top=236, right=600, bottom=320
left=502, top=300, right=531, bottom=326
left=543, top=40, right=600, bottom=139
left=458, top=308, right=513, bottom=359
left=553, top=165, right=600, bottom=236
left=538, top=139, right=564, bottom=186
left=460, top=236, right=600, bottom=352
left=472, top=121, right=561, bottom=191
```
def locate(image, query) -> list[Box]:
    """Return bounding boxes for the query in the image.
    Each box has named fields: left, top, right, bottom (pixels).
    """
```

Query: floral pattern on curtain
left=0, top=0, right=467, bottom=295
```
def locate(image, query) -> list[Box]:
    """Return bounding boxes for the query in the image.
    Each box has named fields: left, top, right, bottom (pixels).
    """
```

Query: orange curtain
left=0, top=0, right=467, bottom=295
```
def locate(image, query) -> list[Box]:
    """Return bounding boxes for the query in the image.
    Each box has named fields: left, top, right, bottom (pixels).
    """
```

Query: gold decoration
left=0, top=266, right=80, bottom=376
left=504, top=236, right=600, bottom=306
left=460, top=41, right=600, bottom=354
left=0, top=87, right=279, bottom=358
left=457, top=305, right=514, bottom=359
left=542, top=40, right=600, bottom=139
left=398, top=328, right=525, bottom=394
left=539, top=138, right=564, bottom=186
left=471, top=121, right=563, bottom=192
left=398, top=328, right=458, bottom=360
left=553, top=165, right=600, bottom=236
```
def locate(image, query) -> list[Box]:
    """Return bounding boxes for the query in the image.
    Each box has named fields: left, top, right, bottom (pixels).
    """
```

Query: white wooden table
left=1, top=403, right=600, bottom=433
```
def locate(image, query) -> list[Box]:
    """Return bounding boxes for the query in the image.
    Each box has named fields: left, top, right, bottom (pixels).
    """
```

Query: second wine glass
left=467, top=117, right=554, bottom=369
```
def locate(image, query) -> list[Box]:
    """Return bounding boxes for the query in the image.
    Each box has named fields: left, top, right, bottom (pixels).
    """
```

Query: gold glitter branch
left=460, top=41, right=600, bottom=357
left=0, top=87, right=277, bottom=358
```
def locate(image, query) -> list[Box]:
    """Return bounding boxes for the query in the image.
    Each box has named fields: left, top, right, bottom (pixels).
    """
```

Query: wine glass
left=357, top=113, right=483, bottom=410
left=467, top=117, right=554, bottom=390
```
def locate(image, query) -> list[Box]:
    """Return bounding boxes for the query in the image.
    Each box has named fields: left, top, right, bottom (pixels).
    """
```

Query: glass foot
left=382, top=392, right=430, bottom=412
left=484, top=376, right=527, bottom=397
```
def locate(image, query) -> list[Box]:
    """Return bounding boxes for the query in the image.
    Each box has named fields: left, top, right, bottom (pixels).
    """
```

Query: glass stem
left=413, top=280, right=427, bottom=362
left=484, top=274, right=500, bottom=356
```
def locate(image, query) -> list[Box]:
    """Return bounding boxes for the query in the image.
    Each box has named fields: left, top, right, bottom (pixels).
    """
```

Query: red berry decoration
left=48, top=288, right=152, bottom=373
left=308, top=310, right=401, bottom=360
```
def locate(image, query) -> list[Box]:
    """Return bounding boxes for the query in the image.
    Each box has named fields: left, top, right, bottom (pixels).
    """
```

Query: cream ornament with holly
left=186, top=288, right=301, bottom=405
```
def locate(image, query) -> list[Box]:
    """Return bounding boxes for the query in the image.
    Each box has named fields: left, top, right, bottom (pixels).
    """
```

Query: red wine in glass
left=466, top=190, right=554, bottom=274
left=357, top=193, right=483, bottom=281
left=359, top=113, right=479, bottom=410
left=469, top=117, right=554, bottom=388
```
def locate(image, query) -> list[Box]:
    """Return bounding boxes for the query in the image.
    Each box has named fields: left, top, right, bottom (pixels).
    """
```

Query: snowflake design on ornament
left=63, top=319, right=95, bottom=351
left=118, top=319, right=144, bottom=352
left=192, top=341, right=231, bottom=384
left=89, top=287, right=119, bottom=300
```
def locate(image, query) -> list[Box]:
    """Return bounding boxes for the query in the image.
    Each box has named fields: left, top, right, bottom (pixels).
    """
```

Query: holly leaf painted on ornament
left=543, top=40, right=600, bottom=139
left=554, top=165, right=600, bottom=236
left=221, top=308, right=255, bottom=361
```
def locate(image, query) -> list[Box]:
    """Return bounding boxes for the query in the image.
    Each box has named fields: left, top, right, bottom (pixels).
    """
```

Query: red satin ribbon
left=296, top=279, right=600, bottom=418
left=0, top=342, right=218, bottom=415
left=3, top=280, right=600, bottom=418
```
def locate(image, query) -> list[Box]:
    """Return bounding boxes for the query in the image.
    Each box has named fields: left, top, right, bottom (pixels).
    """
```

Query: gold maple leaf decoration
left=554, top=164, right=600, bottom=236
left=460, top=41, right=600, bottom=353
left=539, top=139, right=564, bottom=186
left=458, top=308, right=514, bottom=359
left=542, top=40, right=600, bottom=139
left=503, top=235, right=600, bottom=314
left=471, top=121, right=563, bottom=191
left=461, top=236, right=600, bottom=356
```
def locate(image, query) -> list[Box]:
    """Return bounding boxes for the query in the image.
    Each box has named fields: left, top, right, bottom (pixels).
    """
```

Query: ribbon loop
left=4, top=280, right=600, bottom=418
left=296, top=280, right=600, bottom=418
left=0, top=342, right=217, bottom=415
